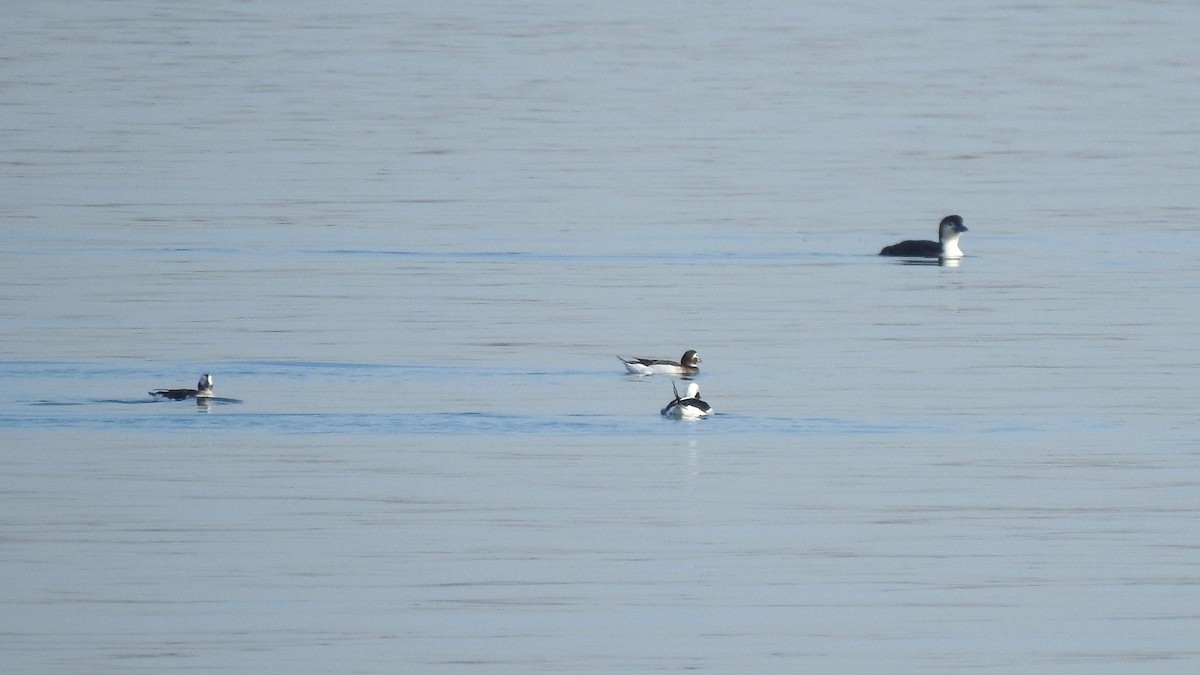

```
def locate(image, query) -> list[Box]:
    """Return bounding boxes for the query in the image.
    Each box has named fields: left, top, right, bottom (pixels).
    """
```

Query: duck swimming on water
left=661, top=381, right=712, bottom=419
left=880, top=215, right=968, bottom=259
left=150, top=374, right=214, bottom=400
left=618, top=350, right=701, bottom=376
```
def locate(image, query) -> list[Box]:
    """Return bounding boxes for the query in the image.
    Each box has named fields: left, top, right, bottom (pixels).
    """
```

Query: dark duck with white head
left=880, top=215, right=968, bottom=259
left=150, top=374, right=214, bottom=400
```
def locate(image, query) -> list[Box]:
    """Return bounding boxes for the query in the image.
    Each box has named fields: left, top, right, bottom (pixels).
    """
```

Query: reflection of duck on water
left=901, top=256, right=962, bottom=268
left=150, top=374, right=213, bottom=401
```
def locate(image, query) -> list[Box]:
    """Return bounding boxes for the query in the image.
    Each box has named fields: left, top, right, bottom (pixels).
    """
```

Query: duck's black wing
left=149, top=388, right=196, bottom=400
left=879, top=240, right=941, bottom=257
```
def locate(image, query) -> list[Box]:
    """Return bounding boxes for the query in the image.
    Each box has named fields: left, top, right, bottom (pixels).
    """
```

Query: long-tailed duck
left=661, top=381, right=712, bottom=419
left=150, top=373, right=214, bottom=400
left=617, top=349, right=701, bottom=376
left=880, top=215, right=968, bottom=259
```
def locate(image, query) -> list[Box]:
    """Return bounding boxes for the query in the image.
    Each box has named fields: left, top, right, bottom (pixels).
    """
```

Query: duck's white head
left=938, top=215, right=967, bottom=259
left=684, top=382, right=701, bottom=399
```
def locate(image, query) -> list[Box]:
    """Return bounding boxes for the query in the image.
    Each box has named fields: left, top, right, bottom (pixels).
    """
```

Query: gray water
left=3, top=2, right=1200, bottom=673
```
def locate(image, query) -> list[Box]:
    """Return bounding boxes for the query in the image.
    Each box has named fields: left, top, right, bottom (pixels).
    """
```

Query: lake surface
left=3, top=2, right=1200, bottom=673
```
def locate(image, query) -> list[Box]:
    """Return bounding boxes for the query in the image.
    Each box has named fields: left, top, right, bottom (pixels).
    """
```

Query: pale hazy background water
left=3, top=1, right=1200, bottom=673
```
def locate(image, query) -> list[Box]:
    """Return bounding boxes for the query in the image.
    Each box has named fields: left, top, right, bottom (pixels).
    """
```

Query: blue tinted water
left=3, top=2, right=1200, bottom=673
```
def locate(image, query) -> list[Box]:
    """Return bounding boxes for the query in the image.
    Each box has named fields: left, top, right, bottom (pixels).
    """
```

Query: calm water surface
left=3, top=2, right=1199, bottom=673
